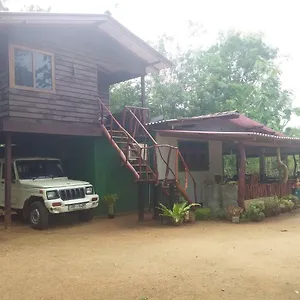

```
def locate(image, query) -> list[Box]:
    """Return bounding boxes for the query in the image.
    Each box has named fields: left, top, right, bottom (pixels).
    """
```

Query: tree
left=21, top=4, right=51, bottom=12
left=111, top=31, right=293, bottom=131
left=0, top=0, right=8, bottom=11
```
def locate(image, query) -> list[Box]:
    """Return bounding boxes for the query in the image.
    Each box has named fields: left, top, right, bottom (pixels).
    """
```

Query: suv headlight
left=85, top=186, right=94, bottom=195
left=46, top=190, right=59, bottom=200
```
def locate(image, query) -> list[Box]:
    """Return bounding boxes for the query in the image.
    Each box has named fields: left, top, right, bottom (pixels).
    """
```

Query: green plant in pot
left=225, top=206, right=243, bottom=223
left=103, top=194, right=118, bottom=219
left=158, top=201, right=199, bottom=226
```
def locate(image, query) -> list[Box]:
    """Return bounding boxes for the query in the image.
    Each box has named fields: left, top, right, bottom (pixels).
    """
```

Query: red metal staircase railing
left=123, top=106, right=197, bottom=203
left=99, top=100, right=197, bottom=203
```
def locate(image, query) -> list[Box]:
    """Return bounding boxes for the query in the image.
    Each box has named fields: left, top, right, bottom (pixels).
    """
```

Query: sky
left=7, top=0, right=300, bottom=127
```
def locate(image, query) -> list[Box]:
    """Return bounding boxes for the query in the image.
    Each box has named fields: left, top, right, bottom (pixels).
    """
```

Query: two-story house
left=0, top=12, right=176, bottom=225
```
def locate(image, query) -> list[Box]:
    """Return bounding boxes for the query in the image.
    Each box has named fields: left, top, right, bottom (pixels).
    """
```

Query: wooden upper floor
left=0, top=12, right=172, bottom=136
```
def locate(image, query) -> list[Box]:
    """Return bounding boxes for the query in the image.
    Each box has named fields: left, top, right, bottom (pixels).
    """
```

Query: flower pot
left=172, top=218, right=183, bottom=226
left=232, top=216, right=240, bottom=224
left=189, top=210, right=196, bottom=223
left=108, top=204, right=115, bottom=219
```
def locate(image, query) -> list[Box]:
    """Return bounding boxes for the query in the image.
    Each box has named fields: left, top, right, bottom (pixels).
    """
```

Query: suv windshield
left=16, top=160, right=65, bottom=180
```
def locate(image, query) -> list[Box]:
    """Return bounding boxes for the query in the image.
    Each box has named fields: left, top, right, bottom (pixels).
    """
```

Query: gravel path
left=1, top=213, right=300, bottom=300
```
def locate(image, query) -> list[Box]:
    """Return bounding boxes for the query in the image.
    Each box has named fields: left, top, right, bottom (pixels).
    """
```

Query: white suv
left=0, top=157, right=99, bottom=229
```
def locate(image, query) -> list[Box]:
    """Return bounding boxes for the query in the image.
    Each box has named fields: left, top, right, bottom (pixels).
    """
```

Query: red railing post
left=165, top=147, right=172, bottom=181
left=153, top=145, right=159, bottom=183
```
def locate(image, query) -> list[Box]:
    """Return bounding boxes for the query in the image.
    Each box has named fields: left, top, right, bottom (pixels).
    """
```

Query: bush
left=247, top=201, right=265, bottom=222
left=250, top=212, right=265, bottom=222
left=195, top=208, right=212, bottom=221
left=279, top=199, right=295, bottom=212
left=213, top=209, right=227, bottom=220
left=263, top=197, right=280, bottom=217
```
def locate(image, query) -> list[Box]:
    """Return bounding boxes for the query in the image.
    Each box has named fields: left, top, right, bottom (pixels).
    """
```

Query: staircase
left=99, top=100, right=197, bottom=205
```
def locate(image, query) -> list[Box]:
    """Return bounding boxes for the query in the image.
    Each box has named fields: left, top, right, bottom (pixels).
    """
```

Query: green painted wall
left=11, top=134, right=143, bottom=216
left=93, top=138, right=140, bottom=215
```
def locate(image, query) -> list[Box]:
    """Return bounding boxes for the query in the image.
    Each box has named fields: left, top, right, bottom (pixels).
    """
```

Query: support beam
left=138, top=183, right=144, bottom=221
left=4, top=133, right=12, bottom=229
left=259, top=154, right=265, bottom=180
left=237, top=143, right=246, bottom=209
left=152, top=185, right=160, bottom=220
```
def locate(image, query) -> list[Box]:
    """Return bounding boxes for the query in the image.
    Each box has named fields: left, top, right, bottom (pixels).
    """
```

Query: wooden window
left=9, top=44, right=55, bottom=92
left=178, top=140, right=209, bottom=171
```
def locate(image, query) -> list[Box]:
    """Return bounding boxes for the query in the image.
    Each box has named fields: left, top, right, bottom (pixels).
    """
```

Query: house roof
left=0, top=12, right=173, bottom=74
left=148, top=111, right=283, bottom=136
left=147, top=111, right=239, bottom=126
left=156, top=130, right=300, bottom=147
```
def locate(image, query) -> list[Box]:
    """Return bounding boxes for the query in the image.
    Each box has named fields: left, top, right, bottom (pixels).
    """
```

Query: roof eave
left=0, top=12, right=173, bottom=74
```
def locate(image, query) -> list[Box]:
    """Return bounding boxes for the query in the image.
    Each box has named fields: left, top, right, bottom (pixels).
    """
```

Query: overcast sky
left=8, top=0, right=300, bottom=126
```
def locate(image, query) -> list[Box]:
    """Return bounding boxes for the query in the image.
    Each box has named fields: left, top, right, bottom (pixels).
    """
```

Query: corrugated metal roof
left=0, top=12, right=172, bottom=73
left=148, top=111, right=283, bottom=136
left=157, top=130, right=300, bottom=145
left=147, top=111, right=239, bottom=126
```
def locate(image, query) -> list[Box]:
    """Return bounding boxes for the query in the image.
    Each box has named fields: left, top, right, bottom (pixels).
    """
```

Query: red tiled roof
left=147, top=111, right=284, bottom=136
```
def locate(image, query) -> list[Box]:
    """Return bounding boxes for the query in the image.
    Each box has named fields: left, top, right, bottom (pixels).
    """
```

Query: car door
left=0, top=163, right=18, bottom=208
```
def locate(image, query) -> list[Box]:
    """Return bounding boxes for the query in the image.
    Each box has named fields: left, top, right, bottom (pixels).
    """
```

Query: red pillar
left=4, top=132, right=12, bottom=229
left=238, top=143, right=246, bottom=208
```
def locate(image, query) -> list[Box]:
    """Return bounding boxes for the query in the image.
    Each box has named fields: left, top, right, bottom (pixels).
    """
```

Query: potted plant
left=225, top=206, right=243, bottom=223
left=103, top=194, right=118, bottom=219
left=158, top=201, right=199, bottom=226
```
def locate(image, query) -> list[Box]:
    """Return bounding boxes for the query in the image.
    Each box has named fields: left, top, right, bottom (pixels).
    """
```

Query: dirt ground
left=1, top=213, right=300, bottom=300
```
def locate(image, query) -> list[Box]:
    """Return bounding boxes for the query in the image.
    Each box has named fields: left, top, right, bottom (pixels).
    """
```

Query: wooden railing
left=122, top=106, right=150, bottom=138
left=123, top=106, right=197, bottom=203
left=245, top=181, right=293, bottom=200
left=99, top=100, right=197, bottom=202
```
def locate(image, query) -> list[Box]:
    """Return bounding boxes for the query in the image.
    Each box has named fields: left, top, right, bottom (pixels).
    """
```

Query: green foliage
left=103, top=194, right=118, bottom=205
left=158, top=201, right=199, bottom=225
left=247, top=201, right=265, bottom=222
left=0, top=0, right=8, bottom=11
left=111, top=30, right=293, bottom=131
left=262, top=197, right=280, bottom=217
left=212, top=209, right=227, bottom=220
left=279, top=199, right=295, bottom=212
left=195, top=208, right=212, bottom=220
left=21, top=4, right=51, bottom=12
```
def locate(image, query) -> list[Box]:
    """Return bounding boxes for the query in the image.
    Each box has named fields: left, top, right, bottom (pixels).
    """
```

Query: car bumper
left=45, top=195, right=99, bottom=214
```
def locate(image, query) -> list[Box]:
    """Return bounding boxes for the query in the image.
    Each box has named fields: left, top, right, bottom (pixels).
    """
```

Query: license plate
left=68, top=203, right=86, bottom=211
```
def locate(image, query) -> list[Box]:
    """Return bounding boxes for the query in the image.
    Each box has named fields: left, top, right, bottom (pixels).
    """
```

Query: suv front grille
left=60, top=188, right=85, bottom=201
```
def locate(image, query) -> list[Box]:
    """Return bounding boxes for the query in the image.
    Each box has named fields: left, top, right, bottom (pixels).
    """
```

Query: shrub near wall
left=245, top=195, right=297, bottom=222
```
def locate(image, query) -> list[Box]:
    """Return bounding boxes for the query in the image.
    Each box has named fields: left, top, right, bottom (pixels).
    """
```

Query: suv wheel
left=29, top=202, right=49, bottom=230
left=79, top=209, right=95, bottom=222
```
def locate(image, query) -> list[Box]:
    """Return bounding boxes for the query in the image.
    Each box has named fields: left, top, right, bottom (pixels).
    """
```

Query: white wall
left=155, top=134, right=177, bottom=180
left=155, top=133, right=223, bottom=203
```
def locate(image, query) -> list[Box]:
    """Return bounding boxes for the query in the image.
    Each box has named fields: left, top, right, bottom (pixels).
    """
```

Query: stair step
left=112, top=135, right=128, bottom=139
left=111, top=130, right=127, bottom=134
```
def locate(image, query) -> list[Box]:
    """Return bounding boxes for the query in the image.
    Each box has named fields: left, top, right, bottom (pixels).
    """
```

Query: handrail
left=99, top=100, right=141, bottom=147
left=139, top=144, right=198, bottom=202
left=125, top=108, right=157, bottom=145
left=100, top=100, right=197, bottom=203
left=125, top=106, right=197, bottom=202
